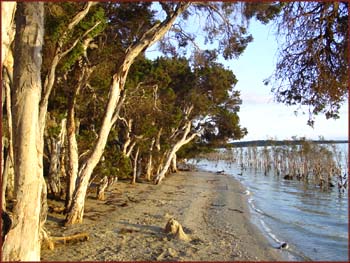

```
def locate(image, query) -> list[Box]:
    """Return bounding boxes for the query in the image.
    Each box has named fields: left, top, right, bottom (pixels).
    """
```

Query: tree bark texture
left=96, top=176, right=108, bottom=201
left=1, top=2, right=44, bottom=261
left=2, top=68, right=15, bottom=210
left=1, top=1, right=16, bottom=67
left=65, top=3, right=190, bottom=225
left=47, top=118, right=66, bottom=198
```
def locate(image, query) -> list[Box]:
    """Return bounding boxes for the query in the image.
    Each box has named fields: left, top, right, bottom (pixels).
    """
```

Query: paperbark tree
left=155, top=120, right=199, bottom=185
left=47, top=118, right=66, bottom=199
left=65, top=62, right=94, bottom=210
left=1, top=66, right=15, bottom=210
left=65, top=2, right=190, bottom=225
left=1, top=1, right=16, bottom=68
left=1, top=2, right=16, bottom=211
left=1, top=2, right=44, bottom=261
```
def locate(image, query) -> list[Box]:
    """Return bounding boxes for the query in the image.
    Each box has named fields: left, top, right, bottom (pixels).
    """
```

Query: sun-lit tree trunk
left=171, top=153, right=178, bottom=173
left=65, top=63, right=94, bottom=210
left=155, top=121, right=199, bottom=184
left=145, top=138, right=155, bottom=181
left=131, top=147, right=140, bottom=184
left=2, top=64, right=15, bottom=210
left=1, top=7, right=16, bottom=210
left=65, top=3, right=190, bottom=225
left=1, top=1, right=16, bottom=68
left=1, top=3, right=44, bottom=261
left=96, top=176, right=108, bottom=201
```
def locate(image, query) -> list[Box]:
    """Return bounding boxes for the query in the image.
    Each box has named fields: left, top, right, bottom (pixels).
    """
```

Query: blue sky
left=147, top=8, right=348, bottom=141
left=222, top=20, right=348, bottom=141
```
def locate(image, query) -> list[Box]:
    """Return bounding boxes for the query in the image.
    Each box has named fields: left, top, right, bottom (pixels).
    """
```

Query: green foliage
left=177, top=142, right=215, bottom=159
left=247, top=2, right=348, bottom=125
left=60, top=43, right=85, bottom=72
left=94, top=145, right=132, bottom=181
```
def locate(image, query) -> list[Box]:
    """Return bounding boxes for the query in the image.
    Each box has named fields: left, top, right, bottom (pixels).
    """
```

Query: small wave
left=259, top=218, right=282, bottom=244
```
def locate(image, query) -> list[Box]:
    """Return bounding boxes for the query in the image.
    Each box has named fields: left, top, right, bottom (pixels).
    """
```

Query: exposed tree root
left=43, top=232, right=90, bottom=250
left=164, top=218, right=190, bottom=241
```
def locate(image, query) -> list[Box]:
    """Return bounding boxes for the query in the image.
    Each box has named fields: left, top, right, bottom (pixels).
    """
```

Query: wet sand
left=41, top=170, right=285, bottom=261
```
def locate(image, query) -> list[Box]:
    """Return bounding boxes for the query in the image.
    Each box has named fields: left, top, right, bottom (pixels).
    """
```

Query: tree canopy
left=245, top=1, right=349, bottom=126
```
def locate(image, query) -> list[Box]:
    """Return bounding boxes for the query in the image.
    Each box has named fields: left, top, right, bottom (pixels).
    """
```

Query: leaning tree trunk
left=1, top=2, right=44, bottom=261
left=171, top=153, right=178, bottom=173
left=155, top=121, right=199, bottom=185
left=65, top=63, right=93, bottom=210
left=65, top=3, right=190, bottom=225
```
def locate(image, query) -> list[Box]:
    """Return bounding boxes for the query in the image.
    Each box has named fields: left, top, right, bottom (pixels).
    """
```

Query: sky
left=222, top=20, right=348, bottom=141
left=147, top=9, right=349, bottom=141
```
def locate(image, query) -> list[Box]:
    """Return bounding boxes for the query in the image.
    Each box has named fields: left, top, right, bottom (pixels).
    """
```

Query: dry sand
left=41, top=170, right=286, bottom=261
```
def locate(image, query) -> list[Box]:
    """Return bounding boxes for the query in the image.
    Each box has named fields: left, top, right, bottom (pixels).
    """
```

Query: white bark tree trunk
left=1, top=1, right=16, bottom=68
left=171, top=153, right=178, bottom=173
left=145, top=138, right=155, bottom=181
left=155, top=121, right=199, bottom=185
left=65, top=64, right=93, bottom=210
left=2, top=64, right=15, bottom=210
left=96, top=176, right=108, bottom=201
left=1, top=3, right=44, bottom=261
left=131, top=147, right=140, bottom=184
left=65, top=3, right=190, bottom=225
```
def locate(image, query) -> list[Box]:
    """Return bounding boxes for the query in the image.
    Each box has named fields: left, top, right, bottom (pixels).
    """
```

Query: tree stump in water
left=97, top=176, right=108, bottom=201
left=164, top=218, right=190, bottom=241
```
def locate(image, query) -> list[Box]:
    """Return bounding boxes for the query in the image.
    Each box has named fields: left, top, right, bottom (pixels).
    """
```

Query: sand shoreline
left=42, top=170, right=286, bottom=261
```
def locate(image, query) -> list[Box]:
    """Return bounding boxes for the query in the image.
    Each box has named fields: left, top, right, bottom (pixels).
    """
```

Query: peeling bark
left=1, top=3, right=44, bottom=260
left=2, top=66, right=15, bottom=210
left=1, top=1, right=16, bottom=68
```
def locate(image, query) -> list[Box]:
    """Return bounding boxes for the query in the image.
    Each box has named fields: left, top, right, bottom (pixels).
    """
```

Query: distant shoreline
left=229, top=139, right=348, bottom=147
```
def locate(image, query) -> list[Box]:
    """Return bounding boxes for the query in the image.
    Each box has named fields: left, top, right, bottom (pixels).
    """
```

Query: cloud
left=240, top=92, right=274, bottom=105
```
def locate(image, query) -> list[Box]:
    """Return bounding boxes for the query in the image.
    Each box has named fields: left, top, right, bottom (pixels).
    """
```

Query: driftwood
left=164, top=218, right=190, bottom=241
left=41, top=232, right=89, bottom=250
left=51, top=232, right=89, bottom=245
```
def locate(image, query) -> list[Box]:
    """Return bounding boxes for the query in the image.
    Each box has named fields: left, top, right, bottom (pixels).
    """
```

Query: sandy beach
left=41, top=170, right=285, bottom=261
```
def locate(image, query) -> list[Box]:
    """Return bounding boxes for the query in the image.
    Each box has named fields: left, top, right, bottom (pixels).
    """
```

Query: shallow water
left=189, top=145, right=348, bottom=261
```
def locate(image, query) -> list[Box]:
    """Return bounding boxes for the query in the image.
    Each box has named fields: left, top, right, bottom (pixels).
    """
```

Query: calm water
left=189, top=144, right=348, bottom=261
